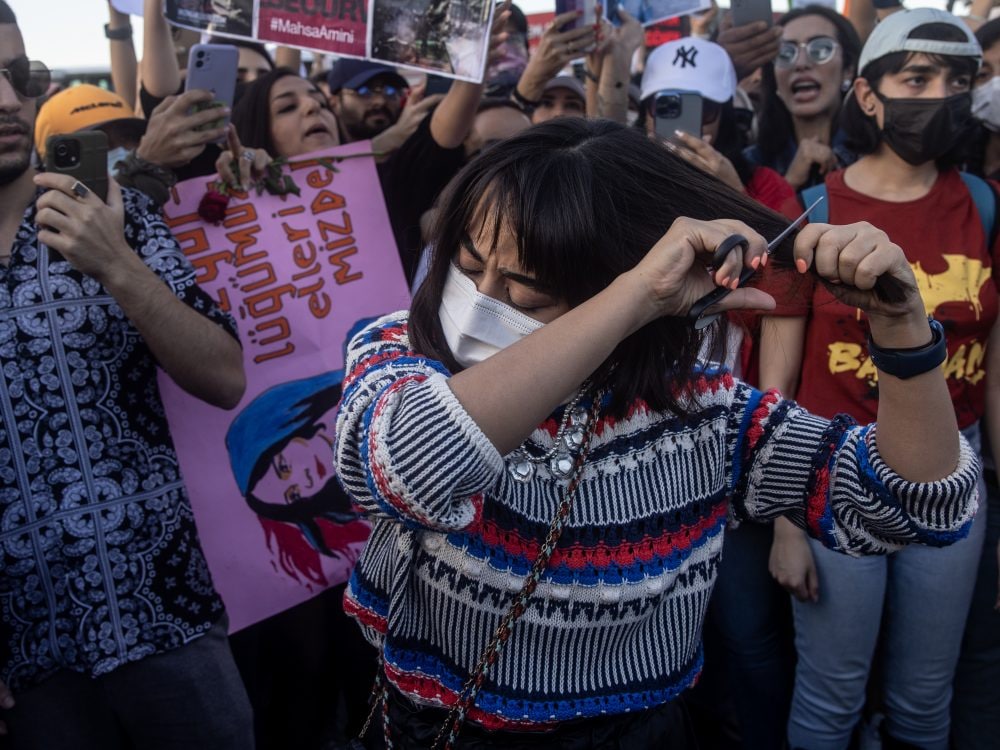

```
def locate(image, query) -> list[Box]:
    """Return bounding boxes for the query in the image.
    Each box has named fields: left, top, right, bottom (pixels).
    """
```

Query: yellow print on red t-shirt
left=826, top=254, right=992, bottom=387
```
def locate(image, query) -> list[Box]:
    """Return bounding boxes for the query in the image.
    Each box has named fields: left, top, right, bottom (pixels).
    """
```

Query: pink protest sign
left=159, top=141, right=410, bottom=632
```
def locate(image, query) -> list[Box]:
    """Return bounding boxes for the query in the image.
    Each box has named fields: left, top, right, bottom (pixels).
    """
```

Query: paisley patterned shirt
left=0, top=188, right=237, bottom=690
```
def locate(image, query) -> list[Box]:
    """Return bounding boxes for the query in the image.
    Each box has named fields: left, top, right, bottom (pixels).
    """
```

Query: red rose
left=197, top=189, right=230, bottom=224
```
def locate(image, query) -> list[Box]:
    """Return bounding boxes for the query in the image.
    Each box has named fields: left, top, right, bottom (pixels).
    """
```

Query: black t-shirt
left=377, top=115, right=466, bottom=284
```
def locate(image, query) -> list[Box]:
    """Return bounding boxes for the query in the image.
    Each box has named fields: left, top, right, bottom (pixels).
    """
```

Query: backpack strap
left=960, top=172, right=998, bottom=248
left=799, top=183, right=829, bottom=224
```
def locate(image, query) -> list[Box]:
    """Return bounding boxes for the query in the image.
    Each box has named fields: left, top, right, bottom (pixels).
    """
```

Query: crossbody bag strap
left=429, top=393, right=605, bottom=750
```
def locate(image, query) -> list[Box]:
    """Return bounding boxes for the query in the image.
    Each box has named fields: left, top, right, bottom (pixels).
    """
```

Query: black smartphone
left=731, top=0, right=774, bottom=28
left=653, top=91, right=703, bottom=143
left=45, top=131, right=109, bottom=203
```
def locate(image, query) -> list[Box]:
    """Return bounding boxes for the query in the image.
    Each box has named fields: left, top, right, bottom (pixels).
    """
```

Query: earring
left=841, top=79, right=852, bottom=93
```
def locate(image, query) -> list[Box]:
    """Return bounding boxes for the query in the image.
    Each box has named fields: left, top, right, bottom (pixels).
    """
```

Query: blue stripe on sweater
left=384, top=640, right=704, bottom=722
left=854, top=425, right=972, bottom=547
left=452, top=505, right=727, bottom=583
left=730, top=387, right=763, bottom=494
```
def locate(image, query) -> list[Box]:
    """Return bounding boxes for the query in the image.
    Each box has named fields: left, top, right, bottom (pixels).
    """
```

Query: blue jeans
left=950, top=470, right=1000, bottom=750
left=787, top=478, right=986, bottom=750
left=708, top=520, right=794, bottom=750
left=2, top=616, right=254, bottom=750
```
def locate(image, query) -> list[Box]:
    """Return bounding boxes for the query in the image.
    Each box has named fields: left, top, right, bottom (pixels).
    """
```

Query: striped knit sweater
left=334, top=312, right=980, bottom=731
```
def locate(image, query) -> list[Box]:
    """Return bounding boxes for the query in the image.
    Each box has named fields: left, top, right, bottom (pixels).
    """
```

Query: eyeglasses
left=0, top=57, right=50, bottom=99
left=351, top=84, right=402, bottom=99
left=775, top=37, right=840, bottom=69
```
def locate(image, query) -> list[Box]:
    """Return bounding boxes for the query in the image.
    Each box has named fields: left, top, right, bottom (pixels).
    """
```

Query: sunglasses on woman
left=775, top=37, right=840, bottom=69
left=0, top=57, right=51, bottom=99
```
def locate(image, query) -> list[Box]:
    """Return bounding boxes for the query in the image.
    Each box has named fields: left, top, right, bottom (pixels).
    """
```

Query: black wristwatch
left=104, top=23, right=133, bottom=40
left=510, top=86, right=540, bottom=115
left=871, top=0, right=903, bottom=10
left=867, top=318, right=947, bottom=380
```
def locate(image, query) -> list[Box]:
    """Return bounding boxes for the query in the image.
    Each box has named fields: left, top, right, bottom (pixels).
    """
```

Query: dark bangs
left=410, top=118, right=793, bottom=419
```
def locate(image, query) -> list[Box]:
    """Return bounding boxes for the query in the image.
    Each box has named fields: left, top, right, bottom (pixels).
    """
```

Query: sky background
left=12, top=0, right=951, bottom=71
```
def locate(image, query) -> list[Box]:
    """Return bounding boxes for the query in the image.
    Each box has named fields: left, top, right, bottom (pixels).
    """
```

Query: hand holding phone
left=555, top=0, right=599, bottom=31
left=45, top=132, right=109, bottom=203
left=730, top=0, right=774, bottom=28
left=653, top=91, right=703, bottom=143
left=185, top=43, right=238, bottom=142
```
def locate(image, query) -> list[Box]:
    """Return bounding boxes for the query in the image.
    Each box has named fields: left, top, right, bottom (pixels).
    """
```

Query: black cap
left=327, top=58, right=409, bottom=93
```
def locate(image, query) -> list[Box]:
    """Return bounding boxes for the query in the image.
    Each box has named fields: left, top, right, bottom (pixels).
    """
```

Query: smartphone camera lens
left=52, top=140, right=80, bottom=169
left=655, top=95, right=682, bottom=119
left=195, top=60, right=204, bottom=68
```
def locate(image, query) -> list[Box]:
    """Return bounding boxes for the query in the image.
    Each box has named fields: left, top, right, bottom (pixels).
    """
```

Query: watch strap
left=867, top=318, right=947, bottom=380
left=104, top=23, right=133, bottom=40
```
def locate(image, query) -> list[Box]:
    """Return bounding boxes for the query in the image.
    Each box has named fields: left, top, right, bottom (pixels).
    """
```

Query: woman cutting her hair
left=335, top=117, right=979, bottom=750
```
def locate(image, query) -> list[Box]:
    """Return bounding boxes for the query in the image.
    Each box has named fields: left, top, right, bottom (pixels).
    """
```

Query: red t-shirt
left=735, top=167, right=805, bottom=386
left=794, top=169, right=1000, bottom=428
left=746, top=166, right=799, bottom=218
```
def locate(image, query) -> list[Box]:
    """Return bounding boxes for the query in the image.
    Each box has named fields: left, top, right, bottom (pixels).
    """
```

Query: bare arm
left=141, top=0, right=182, bottom=98
left=107, top=2, right=137, bottom=110
left=515, top=9, right=596, bottom=103
left=34, top=174, right=245, bottom=409
left=274, top=46, right=301, bottom=71
left=449, top=218, right=774, bottom=453
left=965, top=0, right=998, bottom=30
left=847, top=0, right=904, bottom=46
left=429, top=4, right=512, bottom=149
left=791, top=223, right=959, bottom=481
left=587, top=8, right=643, bottom=123
left=757, top=315, right=806, bottom=397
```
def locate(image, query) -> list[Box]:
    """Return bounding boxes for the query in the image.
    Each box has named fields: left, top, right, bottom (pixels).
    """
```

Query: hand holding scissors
left=687, top=196, right=825, bottom=329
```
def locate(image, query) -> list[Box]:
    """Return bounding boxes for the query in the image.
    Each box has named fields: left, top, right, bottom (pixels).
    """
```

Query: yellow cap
left=35, top=84, right=144, bottom=157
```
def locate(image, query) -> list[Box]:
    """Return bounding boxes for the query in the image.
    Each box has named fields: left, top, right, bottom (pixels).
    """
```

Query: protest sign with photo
left=165, top=0, right=255, bottom=38
left=607, top=0, right=712, bottom=26
left=369, top=0, right=494, bottom=81
left=164, top=0, right=495, bottom=81
left=159, top=141, right=410, bottom=632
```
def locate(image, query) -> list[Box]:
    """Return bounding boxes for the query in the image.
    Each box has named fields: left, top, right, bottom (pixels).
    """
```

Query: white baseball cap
left=858, top=8, right=981, bottom=74
left=640, top=37, right=737, bottom=104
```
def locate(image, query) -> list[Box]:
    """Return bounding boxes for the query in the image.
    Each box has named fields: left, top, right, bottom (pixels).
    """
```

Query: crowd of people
left=0, top=0, right=998, bottom=748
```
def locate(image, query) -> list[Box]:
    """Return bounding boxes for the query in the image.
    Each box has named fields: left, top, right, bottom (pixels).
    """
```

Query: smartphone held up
left=45, top=131, right=109, bottom=204
left=185, top=43, right=238, bottom=142
left=653, top=90, right=703, bottom=143
left=555, top=0, right=600, bottom=31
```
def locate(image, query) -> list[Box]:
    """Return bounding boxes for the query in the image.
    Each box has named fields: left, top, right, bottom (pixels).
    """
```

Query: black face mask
left=875, top=91, right=973, bottom=165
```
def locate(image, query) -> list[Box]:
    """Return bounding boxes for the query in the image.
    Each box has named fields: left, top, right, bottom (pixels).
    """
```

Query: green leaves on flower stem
left=219, top=150, right=381, bottom=200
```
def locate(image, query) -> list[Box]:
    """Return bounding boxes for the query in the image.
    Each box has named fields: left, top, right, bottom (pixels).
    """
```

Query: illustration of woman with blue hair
left=226, top=369, right=370, bottom=587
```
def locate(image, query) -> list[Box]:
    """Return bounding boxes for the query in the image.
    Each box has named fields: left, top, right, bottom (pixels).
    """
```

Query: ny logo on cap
left=673, top=46, right=698, bottom=68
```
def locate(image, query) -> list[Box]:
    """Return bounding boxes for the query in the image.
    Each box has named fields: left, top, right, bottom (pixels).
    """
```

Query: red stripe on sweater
left=384, top=662, right=557, bottom=732
left=343, top=592, right=387, bottom=632
left=478, top=501, right=727, bottom=569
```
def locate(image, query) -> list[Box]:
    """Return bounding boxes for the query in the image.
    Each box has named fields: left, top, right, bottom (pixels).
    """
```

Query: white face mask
left=438, top=263, right=544, bottom=369
left=107, top=147, right=130, bottom=177
left=973, top=77, right=1000, bottom=133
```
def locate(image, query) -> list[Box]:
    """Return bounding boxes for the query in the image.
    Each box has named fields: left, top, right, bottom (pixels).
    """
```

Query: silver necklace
left=508, top=386, right=592, bottom=483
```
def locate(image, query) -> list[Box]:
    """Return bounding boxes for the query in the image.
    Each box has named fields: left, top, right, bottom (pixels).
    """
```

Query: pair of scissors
left=687, top=196, right=826, bottom=330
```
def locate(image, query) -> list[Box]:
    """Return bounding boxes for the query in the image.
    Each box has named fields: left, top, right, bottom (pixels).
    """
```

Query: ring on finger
left=241, top=150, right=255, bottom=163
left=71, top=181, right=89, bottom=199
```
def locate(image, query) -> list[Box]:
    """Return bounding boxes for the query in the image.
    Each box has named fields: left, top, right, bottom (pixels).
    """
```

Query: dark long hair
left=230, top=67, right=300, bottom=157
left=841, top=22, right=980, bottom=167
left=410, top=118, right=793, bottom=419
left=756, top=5, right=862, bottom=166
